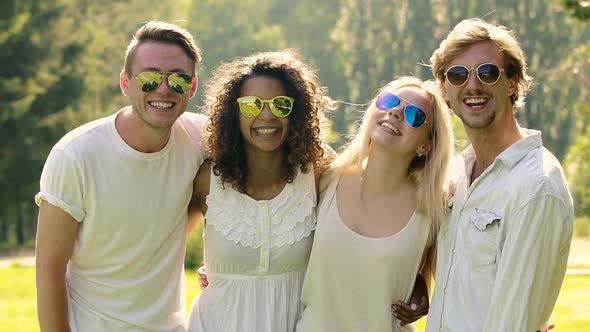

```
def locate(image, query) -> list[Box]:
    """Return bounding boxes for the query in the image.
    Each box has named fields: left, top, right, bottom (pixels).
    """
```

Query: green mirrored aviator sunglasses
left=135, top=71, right=194, bottom=94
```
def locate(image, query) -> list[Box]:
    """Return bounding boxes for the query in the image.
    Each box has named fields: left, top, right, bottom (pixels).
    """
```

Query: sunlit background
left=1, top=0, right=589, bottom=330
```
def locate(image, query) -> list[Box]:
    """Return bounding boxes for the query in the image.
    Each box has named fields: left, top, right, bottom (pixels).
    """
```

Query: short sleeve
left=179, top=112, right=207, bottom=160
left=35, top=148, right=86, bottom=222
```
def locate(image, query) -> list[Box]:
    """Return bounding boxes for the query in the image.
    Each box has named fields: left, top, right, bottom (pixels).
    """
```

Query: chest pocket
left=466, top=208, right=502, bottom=268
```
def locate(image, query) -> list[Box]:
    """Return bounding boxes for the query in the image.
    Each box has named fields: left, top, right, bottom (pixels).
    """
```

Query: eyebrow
left=140, top=67, right=192, bottom=75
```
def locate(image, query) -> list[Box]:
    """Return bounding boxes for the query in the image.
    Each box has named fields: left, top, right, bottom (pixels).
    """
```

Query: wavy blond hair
left=333, top=77, right=454, bottom=242
left=430, top=18, right=533, bottom=109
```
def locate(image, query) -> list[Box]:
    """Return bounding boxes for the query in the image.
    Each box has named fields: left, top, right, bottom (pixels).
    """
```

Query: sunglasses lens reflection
left=477, top=64, right=501, bottom=84
left=446, top=66, right=469, bottom=86
left=137, top=72, right=163, bottom=92
left=405, top=105, right=427, bottom=128
left=167, top=73, right=193, bottom=94
left=271, top=97, right=293, bottom=117
left=238, top=96, right=263, bottom=117
left=136, top=71, right=193, bottom=94
left=376, top=93, right=401, bottom=110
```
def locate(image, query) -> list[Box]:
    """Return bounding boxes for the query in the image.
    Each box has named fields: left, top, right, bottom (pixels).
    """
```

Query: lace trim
left=205, top=169, right=316, bottom=249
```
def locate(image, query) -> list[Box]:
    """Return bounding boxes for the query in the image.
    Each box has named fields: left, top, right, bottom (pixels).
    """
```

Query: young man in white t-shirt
left=35, top=21, right=206, bottom=332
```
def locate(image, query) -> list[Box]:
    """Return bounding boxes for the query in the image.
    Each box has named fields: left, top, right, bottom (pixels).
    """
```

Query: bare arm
left=187, top=160, right=211, bottom=236
left=35, top=201, right=78, bottom=332
left=315, top=143, right=337, bottom=203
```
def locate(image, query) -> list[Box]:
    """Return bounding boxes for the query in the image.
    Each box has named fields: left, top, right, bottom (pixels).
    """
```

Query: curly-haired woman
left=186, top=50, right=334, bottom=332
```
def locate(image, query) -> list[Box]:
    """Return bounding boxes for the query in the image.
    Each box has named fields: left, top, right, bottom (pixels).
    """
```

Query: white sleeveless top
left=187, top=166, right=317, bottom=332
left=296, top=172, right=430, bottom=332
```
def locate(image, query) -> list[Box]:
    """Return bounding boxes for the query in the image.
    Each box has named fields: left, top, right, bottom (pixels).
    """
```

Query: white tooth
left=465, top=98, right=486, bottom=104
left=150, top=101, right=173, bottom=108
left=255, top=128, right=278, bottom=134
left=381, top=122, right=400, bottom=135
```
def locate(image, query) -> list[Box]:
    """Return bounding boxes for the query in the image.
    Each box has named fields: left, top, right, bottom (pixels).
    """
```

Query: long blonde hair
left=334, top=76, right=454, bottom=242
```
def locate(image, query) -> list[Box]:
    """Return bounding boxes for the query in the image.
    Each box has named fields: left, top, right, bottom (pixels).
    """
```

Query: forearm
left=36, top=264, right=70, bottom=331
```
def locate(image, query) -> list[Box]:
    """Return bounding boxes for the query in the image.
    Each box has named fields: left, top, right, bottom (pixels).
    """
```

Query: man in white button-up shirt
left=425, top=18, right=574, bottom=332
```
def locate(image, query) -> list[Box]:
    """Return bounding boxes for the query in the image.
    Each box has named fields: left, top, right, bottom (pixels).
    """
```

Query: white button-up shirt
left=426, top=131, right=574, bottom=332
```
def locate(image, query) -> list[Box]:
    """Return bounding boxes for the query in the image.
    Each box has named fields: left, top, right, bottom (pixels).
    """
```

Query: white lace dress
left=187, top=166, right=317, bottom=332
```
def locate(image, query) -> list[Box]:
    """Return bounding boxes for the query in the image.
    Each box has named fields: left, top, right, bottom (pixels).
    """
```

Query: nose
left=387, top=104, right=403, bottom=121
left=259, top=101, right=275, bottom=119
left=155, top=75, right=173, bottom=94
left=465, top=68, right=482, bottom=89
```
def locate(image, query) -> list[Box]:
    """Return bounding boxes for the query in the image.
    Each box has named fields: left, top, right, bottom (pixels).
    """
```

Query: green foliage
left=566, top=131, right=590, bottom=216
left=0, top=0, right=87, bottom=244
left=563, top=0, right=590, bottom=20
left=1, top=0, right=589, bottom=246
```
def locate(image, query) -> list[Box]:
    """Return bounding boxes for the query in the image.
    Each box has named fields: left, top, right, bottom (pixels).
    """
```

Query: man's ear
left=120, top=70, right=130, bottom=96
left=507, top=79, right=516, bottom=96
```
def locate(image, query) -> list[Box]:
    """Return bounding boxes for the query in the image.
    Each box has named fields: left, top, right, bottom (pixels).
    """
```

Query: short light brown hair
left=123, top=21, right=202, bottom=75
left=430, top=18, right=533, bottom=108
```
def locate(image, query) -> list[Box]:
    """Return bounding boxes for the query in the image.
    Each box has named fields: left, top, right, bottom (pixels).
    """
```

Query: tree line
left=1, top=0, right=589, bottom=246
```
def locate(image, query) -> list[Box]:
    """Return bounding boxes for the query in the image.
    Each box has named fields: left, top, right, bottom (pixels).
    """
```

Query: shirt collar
left=496, top=129, right=542, bottom=169
left=461, top=129, right=542, bottom=170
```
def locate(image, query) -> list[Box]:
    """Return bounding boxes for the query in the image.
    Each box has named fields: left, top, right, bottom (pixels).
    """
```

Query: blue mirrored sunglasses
left=375, top=92, right=427, bottom=128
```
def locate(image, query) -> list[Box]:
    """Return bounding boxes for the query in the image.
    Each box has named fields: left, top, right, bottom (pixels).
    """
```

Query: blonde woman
left=296, top=77, right=453, bottom=332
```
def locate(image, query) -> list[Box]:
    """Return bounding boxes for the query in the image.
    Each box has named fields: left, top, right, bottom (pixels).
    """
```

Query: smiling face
left=371, top=86, right=433, bottom=157
left=120, top=41, right=197, bottom=131
left=238, top=76, right=290, bottom=154
left=443, top=41, right=515, bottom=130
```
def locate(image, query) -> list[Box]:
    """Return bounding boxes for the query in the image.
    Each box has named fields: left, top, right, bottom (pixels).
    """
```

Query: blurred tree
left=1, top=0, right=588, bottom=245
left=0, top=0, right=86, bottom=245
left=331, top=0, right=588, bottom=159
left=0, top=1, right=177, bottom=245
left=267, top=0, right=346, bottom=147
left=561, top=1, right=590, bottom=216
left=563, top=0, right=590, bottom=19
left=186, top=0, right=288, bottom=111
left=330, top=0, right=442, bottom=146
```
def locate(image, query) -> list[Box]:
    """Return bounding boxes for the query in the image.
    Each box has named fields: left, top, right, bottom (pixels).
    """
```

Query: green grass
left=0, top=264, right=38, bottom=331
left=1, top=266, right=202, bottom=331
left=4, top=238, right=589, bottom=331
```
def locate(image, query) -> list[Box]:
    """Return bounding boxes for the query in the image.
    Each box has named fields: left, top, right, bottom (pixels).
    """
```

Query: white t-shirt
left=35, top=107, right=206, bottom=331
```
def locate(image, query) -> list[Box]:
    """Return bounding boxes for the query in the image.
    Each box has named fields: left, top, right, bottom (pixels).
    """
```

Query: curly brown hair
left=203, top=49, right=331, bottom=193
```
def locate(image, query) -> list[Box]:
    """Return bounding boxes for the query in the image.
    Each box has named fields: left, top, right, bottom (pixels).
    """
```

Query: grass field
left=3, top=238, right=589, bottom=331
